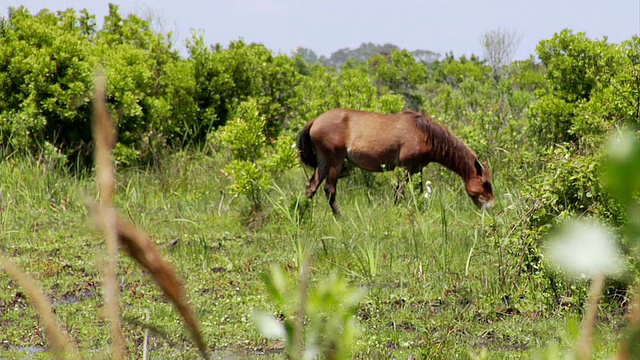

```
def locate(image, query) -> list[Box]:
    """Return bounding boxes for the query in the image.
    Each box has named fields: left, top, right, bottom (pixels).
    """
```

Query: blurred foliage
left=255, top=264, right=364, bottom=359
left=603, top=129, right=640, bottom=256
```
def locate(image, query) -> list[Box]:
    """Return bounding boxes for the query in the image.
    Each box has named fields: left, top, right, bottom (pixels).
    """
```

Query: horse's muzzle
left=480, top=200, right=495, bottom=210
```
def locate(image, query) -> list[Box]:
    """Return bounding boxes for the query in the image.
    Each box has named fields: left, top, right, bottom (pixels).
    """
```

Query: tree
left=292, top=46, right=318, bottom=64
left=529, top=29, right=628, bottom=149
left=480, top=27, right=522, bottom=82
left=411, top=49, right=440, bottom=64
left=368, top=49, right=428, bottom=110
left=188, top=36, right=302, bottom=139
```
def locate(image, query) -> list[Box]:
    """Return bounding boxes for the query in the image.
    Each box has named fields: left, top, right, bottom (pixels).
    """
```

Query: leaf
left=261, top=264, right=286, bottom=306
left=604, top=128, right=640, bottom=205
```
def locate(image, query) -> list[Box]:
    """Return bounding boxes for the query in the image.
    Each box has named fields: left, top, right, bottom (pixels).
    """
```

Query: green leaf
left=261, top=264, right=287, bottom=306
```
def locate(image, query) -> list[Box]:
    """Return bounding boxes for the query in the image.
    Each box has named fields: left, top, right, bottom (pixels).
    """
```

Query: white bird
left=424, top=180, right=433, bottom=199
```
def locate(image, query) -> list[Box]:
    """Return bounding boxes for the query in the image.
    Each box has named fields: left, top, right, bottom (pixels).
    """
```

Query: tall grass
left=0, top=136, right=627, bottom=359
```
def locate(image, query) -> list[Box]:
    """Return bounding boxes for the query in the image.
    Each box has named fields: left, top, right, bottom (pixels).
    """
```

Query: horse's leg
left=324, top=164, right=342, bottom=217
left=394, top=171, right=410, bottom=204
left=306, top=165, right=328, bottom=199
left=394, top=180, right=404, bottom=204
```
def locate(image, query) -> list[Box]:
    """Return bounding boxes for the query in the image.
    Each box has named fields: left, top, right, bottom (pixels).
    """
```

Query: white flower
left=545, top=219, right=624, bottom=278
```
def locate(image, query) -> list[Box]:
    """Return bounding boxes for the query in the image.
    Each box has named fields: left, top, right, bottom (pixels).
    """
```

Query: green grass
left=0, top=150, right=624, bottom=359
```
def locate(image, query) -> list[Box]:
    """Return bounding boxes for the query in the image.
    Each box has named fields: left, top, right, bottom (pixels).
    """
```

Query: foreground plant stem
left=576, top=272, right=605, bottom=360
left=617, top=284, right=640, bottom=360
left=293, top=257, right=311, bottom=359
left=92, top=73, right=124, bottom=359
left=0, top=256, right=81, bottom=359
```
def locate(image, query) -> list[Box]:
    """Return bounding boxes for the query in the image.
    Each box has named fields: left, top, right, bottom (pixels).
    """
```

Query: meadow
left=0, top=145, right=625, bottom=359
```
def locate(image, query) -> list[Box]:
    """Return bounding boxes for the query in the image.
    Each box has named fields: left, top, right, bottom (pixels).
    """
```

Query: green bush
left=189, top=36, right=302, bottom=138
left=0, top=7, right=93, bottom=155
left=218, top=98, right=297, bottom=213
left=529, top=29, right=631, bottom=149
left=218, top=98, right=266, bottom=162
left=506, top=144, right=627, bottom=308
left=0, top=5, right=190, bottom=165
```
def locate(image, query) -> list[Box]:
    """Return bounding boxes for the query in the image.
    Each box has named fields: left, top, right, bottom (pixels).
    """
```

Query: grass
left=0, top=149, right=626, bottom=359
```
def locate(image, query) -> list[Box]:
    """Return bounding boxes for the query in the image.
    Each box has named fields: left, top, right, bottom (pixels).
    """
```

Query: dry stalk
left=143, top=327, right=150, bottom=360
left=88, top=72, right=208, bottom=359
left=0, top=256, right=81, bottom=359
left=92, top=72, right=124, bottom=359
left=630, top=283, right=640, bottom=324
left=617, top=284, right=640, bottom=360
left=293, top=257, right=311, bottom=359
left=576, top=272, right=605, bottom=360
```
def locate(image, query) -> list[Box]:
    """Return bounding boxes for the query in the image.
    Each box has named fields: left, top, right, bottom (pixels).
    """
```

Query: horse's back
left=311, top=108, right=414, bottom=142
left=310, top=109, right=422, bottom=172
left=308, top=108, right=353, bottom=150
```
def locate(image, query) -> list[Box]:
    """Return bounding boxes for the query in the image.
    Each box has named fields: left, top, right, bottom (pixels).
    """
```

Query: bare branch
left=480, top=27, right=523, bottom=81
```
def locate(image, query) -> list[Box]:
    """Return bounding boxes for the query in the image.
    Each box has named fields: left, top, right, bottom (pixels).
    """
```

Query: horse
left=296, top=108, right=495, bottom=216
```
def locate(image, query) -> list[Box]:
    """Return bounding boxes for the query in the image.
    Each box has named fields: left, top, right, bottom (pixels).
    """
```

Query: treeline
left=2, top=5, right=636, bottom=164
left=294, top=42, right=440, bottom=68
left=0, top=5, right=411, bottom=165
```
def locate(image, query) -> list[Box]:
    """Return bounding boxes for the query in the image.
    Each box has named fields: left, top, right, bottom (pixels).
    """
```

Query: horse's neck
left=428, top=140, right=475, bottom=182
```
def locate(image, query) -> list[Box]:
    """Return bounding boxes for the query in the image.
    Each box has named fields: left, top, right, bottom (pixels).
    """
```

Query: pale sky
left=2, top=0, right=639, bottom=60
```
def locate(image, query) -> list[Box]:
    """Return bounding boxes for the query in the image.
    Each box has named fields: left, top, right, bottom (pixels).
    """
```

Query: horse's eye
left=483, top=182, right=493, bottom=193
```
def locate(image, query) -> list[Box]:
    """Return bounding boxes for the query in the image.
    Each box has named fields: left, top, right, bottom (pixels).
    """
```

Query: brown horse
left=297, top=108, right=495, bottom=216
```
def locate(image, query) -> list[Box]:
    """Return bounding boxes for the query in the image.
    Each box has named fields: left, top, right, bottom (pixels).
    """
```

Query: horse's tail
left=297, top=120, right=317, bottom=168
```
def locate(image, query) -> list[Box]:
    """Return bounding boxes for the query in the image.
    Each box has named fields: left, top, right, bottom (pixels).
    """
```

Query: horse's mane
left=404, top=111, right=477, bottom=179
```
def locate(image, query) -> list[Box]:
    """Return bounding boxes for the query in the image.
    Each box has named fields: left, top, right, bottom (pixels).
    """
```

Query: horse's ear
left=482, top=160, right=490, bottom=177
left=474, top=159, right=484, bottom=176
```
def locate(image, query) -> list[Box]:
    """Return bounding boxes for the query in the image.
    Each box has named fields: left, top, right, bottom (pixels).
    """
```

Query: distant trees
left=294, top=46, right=318, bottom=65
left=293, top=42, right=440, bottom=69
left=412, top=49, right=440, bottom=64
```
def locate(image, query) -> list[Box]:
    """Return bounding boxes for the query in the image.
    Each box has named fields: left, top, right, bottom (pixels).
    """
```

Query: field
left=0, top=147, right=624, bottom=359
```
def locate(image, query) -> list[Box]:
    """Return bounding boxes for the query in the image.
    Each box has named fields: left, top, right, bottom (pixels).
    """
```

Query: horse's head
left=466, top=159, right=495, bottom=209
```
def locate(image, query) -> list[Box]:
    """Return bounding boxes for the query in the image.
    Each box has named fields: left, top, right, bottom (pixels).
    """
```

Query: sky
left=2, top=0, right=639, bottom=61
